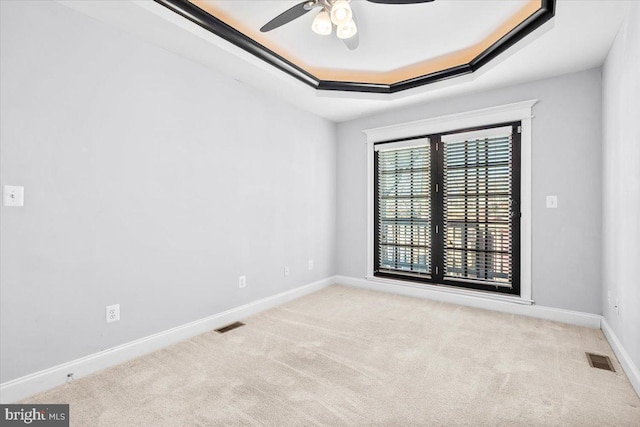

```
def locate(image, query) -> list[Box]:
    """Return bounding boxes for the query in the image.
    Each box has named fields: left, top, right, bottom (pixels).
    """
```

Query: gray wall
left=602, top=4, right=640, bottom=372
left=2, top=0, right=631, bottom=387
left=336, top=68, right=603, bottom=314
left=0, top=1, right=336, bottom=382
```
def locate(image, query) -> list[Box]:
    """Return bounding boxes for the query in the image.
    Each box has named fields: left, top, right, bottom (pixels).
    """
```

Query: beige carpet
left=24, top=285, right=640, bottom=426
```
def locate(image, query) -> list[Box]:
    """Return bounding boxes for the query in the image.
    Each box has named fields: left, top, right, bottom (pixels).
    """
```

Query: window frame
left=364, top=100, right=536, bottom=303
left=373, top=122, right=521, bottom=295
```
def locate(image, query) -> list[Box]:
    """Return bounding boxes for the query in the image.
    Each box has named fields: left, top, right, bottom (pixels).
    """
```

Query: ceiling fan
left=260, top=0, right=435, bottom=50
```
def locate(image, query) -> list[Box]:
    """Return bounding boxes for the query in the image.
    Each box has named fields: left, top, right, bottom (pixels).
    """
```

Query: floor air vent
left=586, top=352, right=615, bottom=372
left=215, top=322, right=245, bottom=334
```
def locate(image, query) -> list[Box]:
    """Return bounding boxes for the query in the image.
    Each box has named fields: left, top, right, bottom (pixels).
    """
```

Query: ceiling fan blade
left=260, top=1, right=312, bottom=32
left=366, top=0, right=434, bottom=4
left=342, top=9, right=359, bottom=50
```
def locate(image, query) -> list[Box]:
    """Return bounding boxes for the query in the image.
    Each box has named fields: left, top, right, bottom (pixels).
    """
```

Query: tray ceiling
left=155, top=0, right=556, bottom=93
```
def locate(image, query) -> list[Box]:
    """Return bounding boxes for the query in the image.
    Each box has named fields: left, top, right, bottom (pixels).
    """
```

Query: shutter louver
left=442, top=127, right=514, bottom=287
left=377, top=145, right=431, bottom=276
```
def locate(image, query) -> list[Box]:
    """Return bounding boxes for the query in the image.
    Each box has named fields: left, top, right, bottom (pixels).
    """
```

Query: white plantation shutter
left=376, top=142, right=431, bottom=275
left=442, top=126, right=515, bottom=286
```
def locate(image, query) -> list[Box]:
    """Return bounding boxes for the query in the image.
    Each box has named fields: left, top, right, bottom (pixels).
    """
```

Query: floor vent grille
left=586, top=352, right=615, bottom=372
left=215, top=322, right=245, bottom=334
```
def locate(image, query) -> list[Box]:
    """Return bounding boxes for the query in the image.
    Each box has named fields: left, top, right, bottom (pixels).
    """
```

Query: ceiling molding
left=153, top=0, right=317, bottom=88
left=153, top=0, right=556, bottom=94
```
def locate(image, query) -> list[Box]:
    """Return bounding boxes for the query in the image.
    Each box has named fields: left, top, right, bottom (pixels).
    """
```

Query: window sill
left=365, top=275, right=534, bottom=305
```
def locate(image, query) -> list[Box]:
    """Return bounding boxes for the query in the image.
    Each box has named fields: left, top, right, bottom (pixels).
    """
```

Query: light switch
left=546, top=195, right=558, bottom=209
left=3, top=185, right=24, bottom=207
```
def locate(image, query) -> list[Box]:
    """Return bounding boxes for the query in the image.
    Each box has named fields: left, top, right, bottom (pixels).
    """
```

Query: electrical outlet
left=238, top=275, right=246, bottom=288
left=106, top=304, right=120, bottom=323
left=308, top=259, right=314, bottom=270
left=546, top=195, right=558, bottom=209
left=284, top=266, right=290, bottom=277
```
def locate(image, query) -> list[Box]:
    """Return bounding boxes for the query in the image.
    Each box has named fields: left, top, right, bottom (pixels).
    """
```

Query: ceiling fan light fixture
left=311, top=10, right=332, bottom=35
left=336, top=19, right=357, bottom=39
left=330, top=0, right=352, bottom=26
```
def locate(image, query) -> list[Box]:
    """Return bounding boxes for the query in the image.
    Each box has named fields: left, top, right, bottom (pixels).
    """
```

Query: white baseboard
left=601, top=318, right=640, bottom=398
left=5, top=276, right=633, bottom=404
left=336, top=275, right=602, bottom=328
left=0, top=277, right=335, bottom=404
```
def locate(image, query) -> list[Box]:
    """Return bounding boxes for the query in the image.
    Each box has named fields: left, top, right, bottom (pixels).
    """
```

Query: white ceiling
left=59, top=0, right=632, bottom=122
left=201, top=0, right=527, bottom=73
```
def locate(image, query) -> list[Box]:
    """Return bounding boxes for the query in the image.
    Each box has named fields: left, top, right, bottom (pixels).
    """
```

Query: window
left=374, top=123, right=521, bottom=295
left=376, top=140, right=431, bottom=275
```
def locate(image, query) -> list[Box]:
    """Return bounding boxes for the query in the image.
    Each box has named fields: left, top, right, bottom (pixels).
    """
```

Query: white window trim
left=364, top=100, right=537, bottom=304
